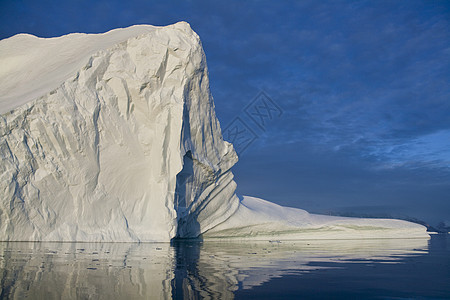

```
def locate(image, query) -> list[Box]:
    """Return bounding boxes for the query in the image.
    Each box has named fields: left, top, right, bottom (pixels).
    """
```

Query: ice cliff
left=0, top=22, right=428, bottom=242
left=0, top=22, right=238, bottom=241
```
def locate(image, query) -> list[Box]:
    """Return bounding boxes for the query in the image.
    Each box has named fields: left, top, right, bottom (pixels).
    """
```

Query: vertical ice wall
left=0, top=22, right=239, bottom=242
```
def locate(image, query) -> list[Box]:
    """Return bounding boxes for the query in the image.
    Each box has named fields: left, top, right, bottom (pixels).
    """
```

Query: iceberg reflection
left=0, top=238, right=428, bottom=299
left=0, top=242, right=174, bottom=299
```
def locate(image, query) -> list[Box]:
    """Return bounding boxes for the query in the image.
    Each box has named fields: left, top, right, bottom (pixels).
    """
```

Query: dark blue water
left=234, top=235, right=450, bottom=299
left=0, top=235, right=448, bottom=299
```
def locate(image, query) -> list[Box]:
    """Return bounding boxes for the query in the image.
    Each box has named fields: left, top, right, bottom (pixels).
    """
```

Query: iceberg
left=204, top=196, right=428, bottom=239
left=0, top=22, right=428, bottom=242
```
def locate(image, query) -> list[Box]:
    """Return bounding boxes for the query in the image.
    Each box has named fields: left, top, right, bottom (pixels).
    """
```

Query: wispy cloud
left=1, top=0, right=449, bottom=225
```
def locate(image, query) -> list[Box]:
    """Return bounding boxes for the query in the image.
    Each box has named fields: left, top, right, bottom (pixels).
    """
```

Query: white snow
left=0, top=22, right=239, bottom=242
left=0, top=25, right=160, bottom=114
left=0, top=23, right=429, bottom=242
left=204, top=196, right=429, bottom=239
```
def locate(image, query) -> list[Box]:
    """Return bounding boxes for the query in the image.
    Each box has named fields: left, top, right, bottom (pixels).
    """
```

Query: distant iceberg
left=0, top=22, right=428, bottom=241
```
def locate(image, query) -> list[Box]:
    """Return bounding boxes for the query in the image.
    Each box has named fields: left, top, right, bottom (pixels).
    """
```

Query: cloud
left=1, top=0, right=449, bottom=225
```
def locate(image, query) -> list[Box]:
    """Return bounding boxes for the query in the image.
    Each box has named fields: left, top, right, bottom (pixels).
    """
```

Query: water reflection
left=0, top=242, right=174, bottom=299
left=0, top=238, right=429, bottom=299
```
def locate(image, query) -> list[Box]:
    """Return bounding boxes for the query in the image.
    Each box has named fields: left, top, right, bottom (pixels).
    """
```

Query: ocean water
left=0, top=235, right=448, bottom=299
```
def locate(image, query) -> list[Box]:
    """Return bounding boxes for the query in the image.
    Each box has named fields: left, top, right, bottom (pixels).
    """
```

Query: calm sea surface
left=0, top=235, right=448, bottom=299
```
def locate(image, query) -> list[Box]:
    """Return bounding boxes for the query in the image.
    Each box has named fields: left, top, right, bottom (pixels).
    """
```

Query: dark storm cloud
left=0, top=0, right=449, bottom=225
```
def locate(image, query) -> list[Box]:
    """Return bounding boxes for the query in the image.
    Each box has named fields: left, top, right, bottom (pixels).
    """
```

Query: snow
left=0, top=22, right=239, bottom=242
left=0, top=23, right=428, bottom=242
left=204, top=196, right=429, bottom=239
left=0, top=25, right=160, bottom=114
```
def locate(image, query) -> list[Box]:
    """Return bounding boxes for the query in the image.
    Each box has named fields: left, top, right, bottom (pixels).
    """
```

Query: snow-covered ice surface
left=204, top=196, right=428, bottom=240
left=0, top=22, right=239, bottom=242
left=0, top=22, right=428, bottom=242
left=0, top=25, right=157, bottom=114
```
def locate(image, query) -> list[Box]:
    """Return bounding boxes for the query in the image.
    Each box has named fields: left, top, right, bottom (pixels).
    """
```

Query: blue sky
left=1, top=0, right=449, bottom=226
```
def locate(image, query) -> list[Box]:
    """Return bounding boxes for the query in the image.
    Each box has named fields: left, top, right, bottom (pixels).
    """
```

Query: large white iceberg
left=0, top=22, right=428, bottom=241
